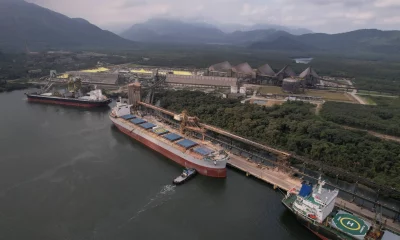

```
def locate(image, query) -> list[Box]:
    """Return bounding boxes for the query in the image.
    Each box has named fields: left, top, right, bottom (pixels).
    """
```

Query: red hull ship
left=109, top=81, right=228, bottom=178
left=111, top=114, right=228, bottom=178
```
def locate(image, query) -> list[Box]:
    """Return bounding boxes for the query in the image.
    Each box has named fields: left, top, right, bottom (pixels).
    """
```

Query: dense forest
left=321, top=97, right=400, bottom=137
left=156, top=90, right=400, bottom=191
left=126, top=45, right=400, bottom=94
left=3, top=44, right=400, bottom=93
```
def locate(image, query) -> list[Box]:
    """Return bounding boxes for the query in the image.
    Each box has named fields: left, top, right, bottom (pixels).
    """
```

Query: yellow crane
left=179, top=110, right=206, bottom=141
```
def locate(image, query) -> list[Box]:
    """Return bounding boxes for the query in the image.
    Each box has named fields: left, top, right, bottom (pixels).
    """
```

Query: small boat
left=173, top=168, right=196, bottom=185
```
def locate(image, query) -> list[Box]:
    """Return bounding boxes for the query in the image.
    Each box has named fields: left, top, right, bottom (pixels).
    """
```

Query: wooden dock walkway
left=227, top=153, right=400, bottom=234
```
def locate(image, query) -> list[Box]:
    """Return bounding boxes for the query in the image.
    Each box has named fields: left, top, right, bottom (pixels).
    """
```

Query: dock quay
left=227, top=152, right=400, bottom=234
left=137, top=102, right=400, bottom=233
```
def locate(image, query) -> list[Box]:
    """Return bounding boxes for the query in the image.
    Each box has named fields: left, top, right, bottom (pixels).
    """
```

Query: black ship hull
left=26, top=94, right=111, bottom=108
left=282, top=199, right=353, bottom=240
left=293, top=214, right=341, bottom=240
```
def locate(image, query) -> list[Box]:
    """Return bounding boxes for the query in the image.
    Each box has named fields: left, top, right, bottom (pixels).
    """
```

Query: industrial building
left=257, top=64, right=275, bottom=77
left=205, top=61, right=322, bottom=90
left=207, top=61, right=233, bottom=77
left=257, top=64, right=276, bottom=84
left=275, top=65, right=296, bottom=84
left=166, top=74, right=237, bottom=88
left=130, top=69, right=154, bottom=78
left=232, top=62, right=256, bottom=79
left=299, top=66, right=319, bottom=87
left=282, top=78, right=303, bottom=93
left=66, top=71, right=119, bottom=85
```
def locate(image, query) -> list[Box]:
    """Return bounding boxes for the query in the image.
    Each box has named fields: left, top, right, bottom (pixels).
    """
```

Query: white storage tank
left=239, top=87, right=247, bottom=94
left=231, top=86, right=238, bottom=93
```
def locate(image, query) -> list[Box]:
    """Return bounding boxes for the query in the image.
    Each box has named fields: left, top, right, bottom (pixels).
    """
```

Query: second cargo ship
left=26, top=77, right=111, bottom=108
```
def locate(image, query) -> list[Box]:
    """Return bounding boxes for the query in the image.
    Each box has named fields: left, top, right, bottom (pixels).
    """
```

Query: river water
left=0, top=90, right=317, bottom=240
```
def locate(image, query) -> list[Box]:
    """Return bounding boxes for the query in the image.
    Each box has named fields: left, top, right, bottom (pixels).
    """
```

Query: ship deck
left=283, top=195, right=400, bottom=240
left=116, top=114, right=226, bottom=161
left=283, top=195, right=360, bottom=240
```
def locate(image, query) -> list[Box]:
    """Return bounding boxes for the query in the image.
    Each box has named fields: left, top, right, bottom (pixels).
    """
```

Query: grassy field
left=358, top=90, right=398, bottom=96
left=356, top=94, right=377, bottom=105
left=258, top=86, right=284, bottom=94
left=258, top=86, right=354, bottom=102
left=305, top=90, right=353, bottom=102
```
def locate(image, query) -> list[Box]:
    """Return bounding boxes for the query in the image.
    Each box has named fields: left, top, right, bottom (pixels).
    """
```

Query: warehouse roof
left=166, top=74, right=237, bottom=87
left=209, top=61, right=232, bottom=72
left=257, top=64, right=275, bottom=76
left=299, top=67, right=319, bottom=79
left=232, top=62, right=253, bottom=74
left=67, top=71, right=118, bottom=85
left=276, top=65, right=296, bottom=77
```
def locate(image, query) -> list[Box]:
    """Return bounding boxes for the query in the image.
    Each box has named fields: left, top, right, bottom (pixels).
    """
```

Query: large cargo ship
left=26, top=77, right=111, bottom=108
left=109, top=100, right=229, bottom=178
left=26, top=90, right=111, bottom=108
left=282, top=177, right=400, bottom=240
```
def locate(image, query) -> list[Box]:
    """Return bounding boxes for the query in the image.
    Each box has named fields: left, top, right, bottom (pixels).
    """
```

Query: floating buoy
left=273, top=185, right=278, bottom=190
left=246, top=172, right=250, bottom=177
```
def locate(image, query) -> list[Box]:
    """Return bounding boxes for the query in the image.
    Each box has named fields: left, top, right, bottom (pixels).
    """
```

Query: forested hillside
left=156, top=91, right=400, bottom=190
left=0, top=0, right=133, bottom=52
left=321, top=98, right=400, bottom=137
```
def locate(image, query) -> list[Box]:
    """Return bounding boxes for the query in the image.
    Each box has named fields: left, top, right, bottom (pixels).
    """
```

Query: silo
left=128, top=81, right=141, bottom=107
left=282, top=78, right=302, bottom=93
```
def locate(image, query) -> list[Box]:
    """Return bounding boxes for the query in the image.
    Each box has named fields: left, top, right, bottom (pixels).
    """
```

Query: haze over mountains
left=0, top=0, right=133, bottom=52
left=1, top=0, right=400, bottom=55
left=121, top=18, right=400, bottom=54
left=120, top=18, right=302, bottom=45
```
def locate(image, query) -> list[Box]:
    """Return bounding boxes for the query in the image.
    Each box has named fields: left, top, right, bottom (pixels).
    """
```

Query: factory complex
left=46, top=60, right=353, bottom=104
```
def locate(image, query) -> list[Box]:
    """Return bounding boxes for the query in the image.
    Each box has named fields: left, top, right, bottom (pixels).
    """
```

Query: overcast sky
left=28, top=0, right=400, bottom=33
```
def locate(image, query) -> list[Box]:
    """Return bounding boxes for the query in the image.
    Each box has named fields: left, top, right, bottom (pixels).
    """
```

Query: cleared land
left=258, top=86, right=355, bottom=102
left=356, top=94, right=376, bottom=105
left=250, top=99, right=285, bottom=107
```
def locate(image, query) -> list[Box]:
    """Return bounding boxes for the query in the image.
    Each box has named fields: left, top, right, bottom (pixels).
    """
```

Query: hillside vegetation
left=0, top=0, right=133, bottom=52
left=321, top=97, right=400, bottom=137
left=156, top=91, right=400, bottom=191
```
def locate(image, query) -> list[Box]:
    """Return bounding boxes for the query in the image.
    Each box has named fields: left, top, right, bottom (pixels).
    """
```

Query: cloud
left=382, top=16, right=400, bottom=24
left=118, top=0, right=147, bottom=8
left=374, top=0, right=400, bottom=7
left=26, top=0, right=400, bottom=33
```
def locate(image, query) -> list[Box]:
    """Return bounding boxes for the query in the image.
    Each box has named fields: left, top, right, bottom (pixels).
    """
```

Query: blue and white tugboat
left=173, top=168, right=196, bottom=185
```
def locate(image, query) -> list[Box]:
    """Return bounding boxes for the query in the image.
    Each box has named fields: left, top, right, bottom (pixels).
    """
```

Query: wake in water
left=119, top=184, right=176, bottom=229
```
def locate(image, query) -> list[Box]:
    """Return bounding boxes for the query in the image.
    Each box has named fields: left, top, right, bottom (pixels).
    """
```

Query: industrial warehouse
left=42, top=59, right=352, bottom=105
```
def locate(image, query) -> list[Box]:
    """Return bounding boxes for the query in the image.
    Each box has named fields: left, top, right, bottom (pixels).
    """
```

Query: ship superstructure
left=283, top=177, right=400, bottom=240
left=109, top=100, right=228, bottom=178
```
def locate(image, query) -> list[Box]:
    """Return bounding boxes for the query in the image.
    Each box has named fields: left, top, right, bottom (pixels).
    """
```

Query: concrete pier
left=227, top=153, right=400, bottom=234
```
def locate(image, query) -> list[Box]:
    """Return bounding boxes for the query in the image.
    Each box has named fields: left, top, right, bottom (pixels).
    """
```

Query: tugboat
left=26, top=76, right=111, bottom=108
left=173, top=168, right=196, bottom=185
left=282, top=177, right=400, bottom=240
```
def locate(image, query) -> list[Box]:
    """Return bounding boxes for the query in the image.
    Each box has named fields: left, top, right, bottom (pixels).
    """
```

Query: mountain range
left=121, top=19, right=400, bottom=54
left=249, top=29, right=400, bottom=54
left=215, top=23, right=313, bottom=35
left=0, top=0, right=133, bottom=52
left=120, top=19, right=296, bottom=45
left=1, top=0, right=400, bottom=55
